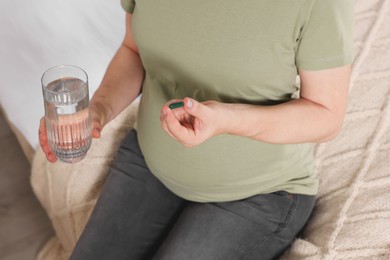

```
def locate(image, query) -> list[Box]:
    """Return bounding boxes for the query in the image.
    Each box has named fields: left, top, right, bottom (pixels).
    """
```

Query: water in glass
left=44, top=77, right=92, bottom=163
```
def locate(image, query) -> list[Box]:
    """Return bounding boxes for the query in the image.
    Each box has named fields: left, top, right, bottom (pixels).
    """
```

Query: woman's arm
left=229, top=65, right=351, bottom=143
left=38, top=13, right=144, bottom=162
left=90, top=13, right=144, bottom=137
left=160, top=65, right=351, bottom=147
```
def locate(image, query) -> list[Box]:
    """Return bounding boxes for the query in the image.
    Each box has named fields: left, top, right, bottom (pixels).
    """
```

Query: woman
left=39, top=0, right=354, bottom=259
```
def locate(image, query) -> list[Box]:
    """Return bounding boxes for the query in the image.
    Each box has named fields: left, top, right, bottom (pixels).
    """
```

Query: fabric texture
left=152, top=192, right=314, bottom=260
left=70, top=130, right=187, bottom=260
left=295, top=0, right=354, bottom=70
left=280, top=0, right=390, bottom=258
left=31, top=0, right=390, bottom=259
left=121, top=0, right=135, bottom=13
left=126, top=0, right=353, bottom=202
left=69, top=130, right=315, bottom=260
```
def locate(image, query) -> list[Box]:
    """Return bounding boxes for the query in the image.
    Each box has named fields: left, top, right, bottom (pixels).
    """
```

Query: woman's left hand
left=160, top=97, right=234, bottom=147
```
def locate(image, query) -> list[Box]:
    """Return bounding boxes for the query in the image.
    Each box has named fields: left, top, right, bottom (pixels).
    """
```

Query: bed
left=1, top=0, right=390, bottom=259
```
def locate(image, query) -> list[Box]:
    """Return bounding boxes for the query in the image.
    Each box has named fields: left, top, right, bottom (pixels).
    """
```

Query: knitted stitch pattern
left=282, top=0, right=390, bottom=259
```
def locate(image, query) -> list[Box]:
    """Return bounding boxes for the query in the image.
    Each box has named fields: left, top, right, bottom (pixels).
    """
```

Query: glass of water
left=41, top=65, right=92, bottom=163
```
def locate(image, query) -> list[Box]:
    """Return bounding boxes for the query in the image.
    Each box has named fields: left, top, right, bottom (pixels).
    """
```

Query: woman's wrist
left=222, top=103, right=264, bottom=138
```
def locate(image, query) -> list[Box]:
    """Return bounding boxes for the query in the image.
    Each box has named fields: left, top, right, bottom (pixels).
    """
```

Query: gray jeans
left=70, top=130, right=315, bottom=260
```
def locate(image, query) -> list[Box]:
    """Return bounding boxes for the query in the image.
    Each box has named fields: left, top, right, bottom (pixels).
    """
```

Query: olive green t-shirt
left=121, top=0, right=354, bottom=202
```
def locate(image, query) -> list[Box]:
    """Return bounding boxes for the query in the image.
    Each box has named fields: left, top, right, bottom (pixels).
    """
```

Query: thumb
left=89, top=100, right=110, bottom=139
left=90, top=109, right=105, bottom=139
left=92, top=120, right=102, bottom=138
left=184, top=97, right=204, bottom=117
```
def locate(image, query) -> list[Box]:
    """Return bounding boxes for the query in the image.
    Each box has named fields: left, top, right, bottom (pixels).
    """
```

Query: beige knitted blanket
left=31, top=0, right=390, bottom=259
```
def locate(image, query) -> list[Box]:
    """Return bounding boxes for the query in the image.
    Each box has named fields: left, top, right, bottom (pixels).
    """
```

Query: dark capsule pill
left=169, top=101, right=184, bottom=109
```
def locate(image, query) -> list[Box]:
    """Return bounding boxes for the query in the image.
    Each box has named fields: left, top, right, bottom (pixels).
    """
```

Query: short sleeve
left=296, top=0, right=354, bottom=71
left=121, top=0, right=136, bottom=13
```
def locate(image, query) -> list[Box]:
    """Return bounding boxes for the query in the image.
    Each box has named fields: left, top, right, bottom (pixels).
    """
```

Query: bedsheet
left=0, top=0, right=125, bottom=152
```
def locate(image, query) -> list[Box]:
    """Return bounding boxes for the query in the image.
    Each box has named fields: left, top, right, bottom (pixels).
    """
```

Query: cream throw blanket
left=31, top=0, right=390, bottom=259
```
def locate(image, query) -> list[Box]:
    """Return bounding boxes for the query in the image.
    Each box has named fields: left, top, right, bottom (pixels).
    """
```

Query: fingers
left=46, top=152, right=58, bottom=163
left=160, top=106, right=181, bottom=142
left=160, top=97, right=225, bottom=148
left=183, top=97, right=205, bottom=118
left=160, top=99, right=186, bottom=134
left=38, top=117, right=57, bottom=163
left=161, top=105, right=199, bottom=147
left=89, top=107, right=104, bottom=139
left=38, top=118, right=50, bottom=154
left=91, top=120, right=102, bottom=138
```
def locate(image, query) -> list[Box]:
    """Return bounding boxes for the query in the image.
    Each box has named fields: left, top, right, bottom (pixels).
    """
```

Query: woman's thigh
left=70, top=130, right=186, bottom=260
left=153, top=192, right=315, bottom=260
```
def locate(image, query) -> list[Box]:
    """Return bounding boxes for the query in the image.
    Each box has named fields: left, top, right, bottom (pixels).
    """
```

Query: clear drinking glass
left=41, top=65, right=92, bottom=163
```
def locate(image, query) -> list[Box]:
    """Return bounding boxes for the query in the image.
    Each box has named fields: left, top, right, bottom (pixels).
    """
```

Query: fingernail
left=187, top=98, right=193, bottom=108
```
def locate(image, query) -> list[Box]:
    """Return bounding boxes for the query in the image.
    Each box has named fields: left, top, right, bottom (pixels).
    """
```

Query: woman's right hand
left=38, top=102, right=106, bottom=163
